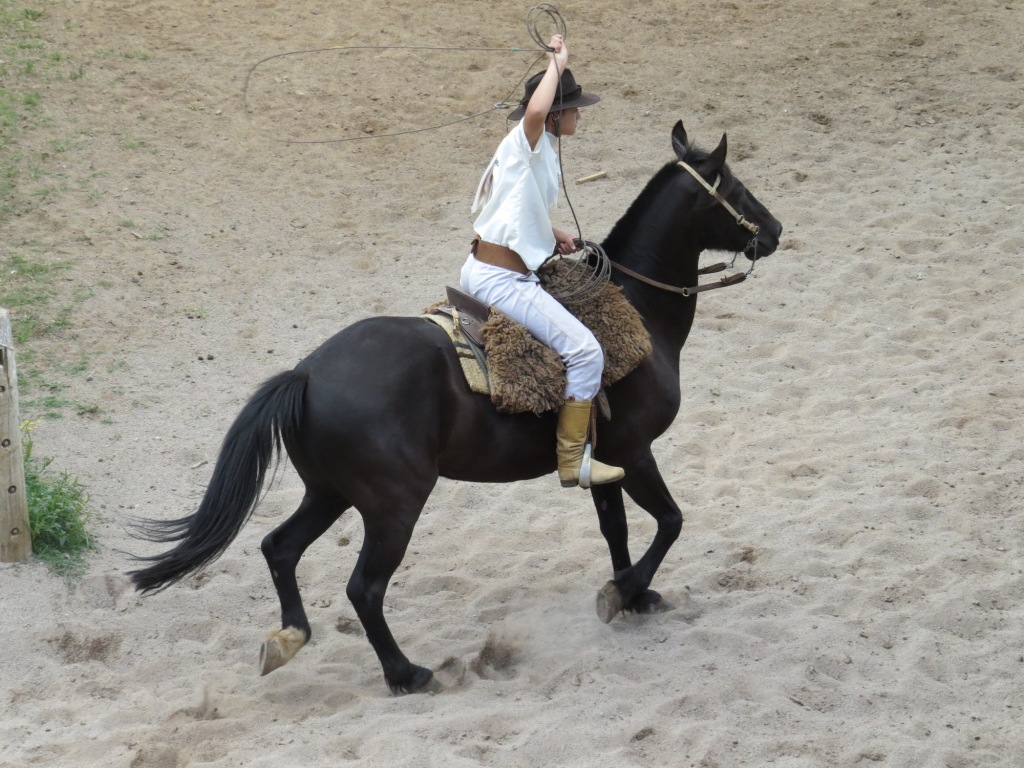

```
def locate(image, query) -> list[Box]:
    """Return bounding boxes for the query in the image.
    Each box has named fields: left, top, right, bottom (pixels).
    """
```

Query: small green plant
left=20, top=421, right=92, bottom=577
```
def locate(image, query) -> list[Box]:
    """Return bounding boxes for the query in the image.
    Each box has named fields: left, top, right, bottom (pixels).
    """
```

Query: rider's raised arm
left=523, top=35, right=568, bottom=149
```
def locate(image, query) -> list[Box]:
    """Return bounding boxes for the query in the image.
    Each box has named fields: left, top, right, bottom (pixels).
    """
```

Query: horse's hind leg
left=259, top=492, right=348, bottom=675
left=347, top=505, right=439, bottom=695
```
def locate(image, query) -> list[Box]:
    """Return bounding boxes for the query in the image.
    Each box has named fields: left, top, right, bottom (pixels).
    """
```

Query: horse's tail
left=128, top=368, right=307, bottom=594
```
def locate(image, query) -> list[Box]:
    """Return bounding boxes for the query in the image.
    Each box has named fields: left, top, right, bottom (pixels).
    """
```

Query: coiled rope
left=526, top=4, right=567, bottom=49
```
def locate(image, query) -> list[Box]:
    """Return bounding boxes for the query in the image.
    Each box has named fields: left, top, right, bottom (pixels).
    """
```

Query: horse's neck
left=608, top=235, right=701, bottom=356
left=603, top=171, right=707, bottom=354
left=630, top=277, right=697, bottom=358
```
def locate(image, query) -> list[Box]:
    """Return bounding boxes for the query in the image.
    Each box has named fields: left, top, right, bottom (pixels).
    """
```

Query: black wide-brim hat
left=507, top=68, right=600, bottom=121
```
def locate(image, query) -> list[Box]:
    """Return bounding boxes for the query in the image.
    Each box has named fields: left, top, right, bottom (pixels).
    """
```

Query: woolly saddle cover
left=428, top=260, right=653, bottom=415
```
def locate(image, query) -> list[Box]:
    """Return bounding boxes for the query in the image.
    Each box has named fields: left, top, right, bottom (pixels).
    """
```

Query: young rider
left=460, top=35, right=624, bottom=489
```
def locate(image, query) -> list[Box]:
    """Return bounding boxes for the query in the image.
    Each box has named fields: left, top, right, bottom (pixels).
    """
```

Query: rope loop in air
left=526, top=4, right=568, bottom=50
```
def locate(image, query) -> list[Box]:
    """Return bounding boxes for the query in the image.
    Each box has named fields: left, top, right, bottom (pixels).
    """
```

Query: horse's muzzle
left=747, top=220, right=782, bottom=258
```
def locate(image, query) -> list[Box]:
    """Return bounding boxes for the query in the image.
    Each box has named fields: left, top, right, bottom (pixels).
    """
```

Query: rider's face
left=549, top=107, right=581, bottom=136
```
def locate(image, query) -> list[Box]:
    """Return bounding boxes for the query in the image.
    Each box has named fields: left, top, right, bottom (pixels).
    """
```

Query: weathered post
left=1, top=308, right=31, bottom=562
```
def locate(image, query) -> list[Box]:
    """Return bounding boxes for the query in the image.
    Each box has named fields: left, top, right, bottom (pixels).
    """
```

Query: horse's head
left=671, top=121, right=782, bottom=260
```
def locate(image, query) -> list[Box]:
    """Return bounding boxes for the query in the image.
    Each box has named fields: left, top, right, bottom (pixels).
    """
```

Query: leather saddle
left=442, top=286, right=490, bottom=349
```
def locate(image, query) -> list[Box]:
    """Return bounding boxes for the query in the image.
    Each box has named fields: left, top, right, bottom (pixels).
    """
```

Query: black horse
left=130, top=121, right=782, bottom=694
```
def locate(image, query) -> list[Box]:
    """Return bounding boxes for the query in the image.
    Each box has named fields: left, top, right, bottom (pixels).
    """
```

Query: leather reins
left=610, top=160, right=761, bottom=298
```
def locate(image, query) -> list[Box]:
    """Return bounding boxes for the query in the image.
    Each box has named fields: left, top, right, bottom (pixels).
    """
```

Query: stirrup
left=579, top=442, right=594, bottom=490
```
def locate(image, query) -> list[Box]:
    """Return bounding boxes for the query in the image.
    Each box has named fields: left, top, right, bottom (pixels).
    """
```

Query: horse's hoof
left=628, top=589, right=673, bottom=615
left=415, top=675, right=444, bottom=694
left=391, top=666, right=443, bottom=695
left=259, top=626, right=307, bottom=676
left=596, top=580, right=625, bottom=624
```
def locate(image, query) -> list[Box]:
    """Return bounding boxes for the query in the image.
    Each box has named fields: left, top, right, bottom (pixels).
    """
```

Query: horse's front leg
left=593, top=451, right=682, bottom=623
left=590, top=482, right=669, bottom=616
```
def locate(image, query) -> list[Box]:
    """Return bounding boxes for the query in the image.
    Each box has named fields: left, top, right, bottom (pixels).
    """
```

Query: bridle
left=609, top=160, right=762, bottom=298
left=677, top=160, right=760, bottom=240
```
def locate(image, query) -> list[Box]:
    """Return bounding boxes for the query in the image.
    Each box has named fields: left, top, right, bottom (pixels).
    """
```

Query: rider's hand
left=553, top=227, right=579, bottom=255
left=549, top=35, right=568, bottom=69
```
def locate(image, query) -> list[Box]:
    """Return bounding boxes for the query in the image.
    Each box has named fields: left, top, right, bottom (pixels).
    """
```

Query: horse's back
left=290, top=315, right=555, bottom=485
left=295, top=316, right=460, bottom=422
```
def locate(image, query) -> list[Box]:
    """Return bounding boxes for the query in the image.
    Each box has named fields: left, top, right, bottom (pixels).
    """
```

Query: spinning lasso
left=241, top=5, right=570, bottom=144
left=242, top=4, right=610, bottom=301
left=241, top=43, right=545, bottom=144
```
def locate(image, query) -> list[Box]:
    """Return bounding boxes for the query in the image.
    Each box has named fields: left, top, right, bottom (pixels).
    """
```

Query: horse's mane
left=603, top=141, right=736, bottom=253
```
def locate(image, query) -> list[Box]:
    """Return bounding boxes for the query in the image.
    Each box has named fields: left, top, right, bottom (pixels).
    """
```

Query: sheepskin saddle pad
left=423, top=260, right=652, bottom=415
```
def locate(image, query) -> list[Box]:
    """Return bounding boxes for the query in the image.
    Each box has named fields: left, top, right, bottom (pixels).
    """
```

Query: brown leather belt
left=471, top=236, right=529, bottom=275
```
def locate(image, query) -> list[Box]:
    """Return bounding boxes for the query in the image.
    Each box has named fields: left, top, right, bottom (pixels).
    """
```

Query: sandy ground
left=2, top=0, right=1023, bottom=766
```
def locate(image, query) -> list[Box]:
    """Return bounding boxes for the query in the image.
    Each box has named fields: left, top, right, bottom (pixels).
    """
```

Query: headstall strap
left=677, top=161, right=760, bottom=236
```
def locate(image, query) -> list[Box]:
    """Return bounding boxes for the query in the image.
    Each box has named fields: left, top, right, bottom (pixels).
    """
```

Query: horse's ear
left=671, top=120, right=689, bottom=161
left=707, top=133, right=728, bottom=173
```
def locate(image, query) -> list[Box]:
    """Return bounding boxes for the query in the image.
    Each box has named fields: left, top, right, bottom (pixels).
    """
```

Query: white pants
left=461, top=255, right=603, bottom=401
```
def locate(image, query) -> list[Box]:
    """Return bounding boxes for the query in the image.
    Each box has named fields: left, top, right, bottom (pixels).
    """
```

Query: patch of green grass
left=65, top=359, right=89, bottom=375
left=2, top=3, right=117, bottom=426
left=19, top=374, right=100, bottom=418
left=0, top=252, right=72, bottom=343
left=21, top=423, right=93, bottom=578
left=1, top=3, right=46, bottom=215
left=7, top=309, right=72, bottom=344
left=21, top=400, right=76, bottom=420
left=32, top=183, right=64, bottom=201
left=1, top=2, right=88, bottom=217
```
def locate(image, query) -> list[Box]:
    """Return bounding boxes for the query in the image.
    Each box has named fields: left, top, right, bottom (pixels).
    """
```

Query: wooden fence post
left=1, top=308, right=32, bottom=562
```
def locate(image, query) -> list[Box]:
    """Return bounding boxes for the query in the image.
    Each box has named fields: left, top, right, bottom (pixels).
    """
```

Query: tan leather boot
left=556, top=400, right=625, bottom=488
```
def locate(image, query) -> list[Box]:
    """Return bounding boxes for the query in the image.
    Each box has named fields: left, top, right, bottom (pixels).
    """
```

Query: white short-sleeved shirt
left=471, top=120, right=560, bottom=271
